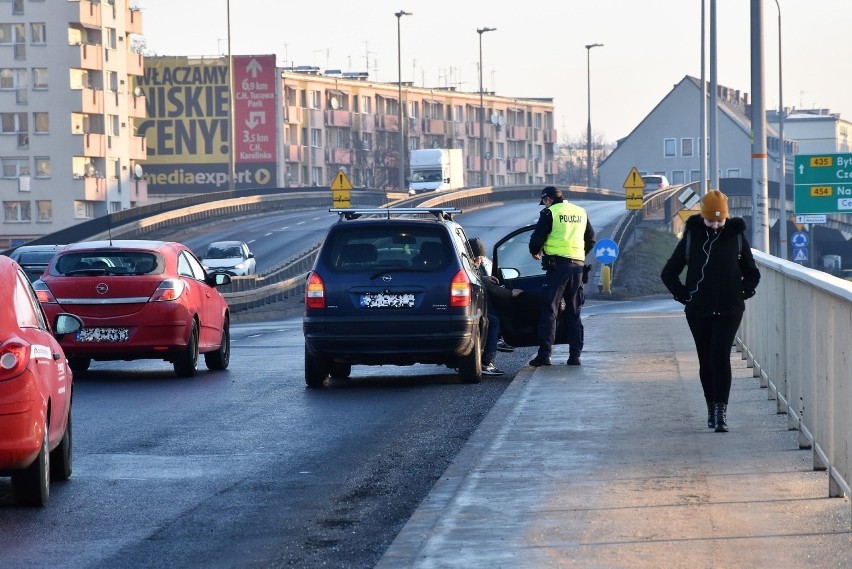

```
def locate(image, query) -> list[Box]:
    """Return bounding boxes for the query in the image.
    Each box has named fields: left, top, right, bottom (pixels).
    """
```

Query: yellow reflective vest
left=543, top=201, right=587, bottom=260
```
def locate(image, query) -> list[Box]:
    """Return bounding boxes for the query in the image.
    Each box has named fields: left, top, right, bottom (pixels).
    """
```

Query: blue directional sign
left=594, top=239, right=619, bottom=264
left=790, top=231, right=809, bottom=248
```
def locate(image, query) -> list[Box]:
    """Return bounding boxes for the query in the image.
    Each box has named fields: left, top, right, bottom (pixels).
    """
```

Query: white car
left=201, top=241, right=256, bottom=276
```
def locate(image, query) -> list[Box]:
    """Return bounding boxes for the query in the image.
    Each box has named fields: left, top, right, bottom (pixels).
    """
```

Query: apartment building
left=0, top=0, right=147, bottom=247
left=279, top=67, right=558, bottom=190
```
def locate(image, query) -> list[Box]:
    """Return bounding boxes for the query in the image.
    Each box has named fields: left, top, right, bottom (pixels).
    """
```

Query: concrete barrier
left=738, top=251, right=852, bottom=525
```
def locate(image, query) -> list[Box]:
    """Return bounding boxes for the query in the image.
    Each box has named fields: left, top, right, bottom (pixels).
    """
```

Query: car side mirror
left=210, top=273, right=232, bottom=287
left=500, top=267, right=520, bottom=280
left=53, top=313, right=83, bottom=337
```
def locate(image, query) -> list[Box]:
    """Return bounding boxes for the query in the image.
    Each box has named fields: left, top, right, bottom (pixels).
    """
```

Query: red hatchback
left=33, top=240, right=232, bottom=377
left=0, top=255, right=82, bottom=506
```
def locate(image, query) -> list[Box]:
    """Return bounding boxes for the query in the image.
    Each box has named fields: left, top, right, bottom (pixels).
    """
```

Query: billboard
left=135, top=55, right=278, bottom=194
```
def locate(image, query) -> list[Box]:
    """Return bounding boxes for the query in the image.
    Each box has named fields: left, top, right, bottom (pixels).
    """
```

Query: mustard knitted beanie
left=700, top=189, right=729, bottom=221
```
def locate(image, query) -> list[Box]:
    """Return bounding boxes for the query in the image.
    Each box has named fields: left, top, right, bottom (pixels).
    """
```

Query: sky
left=138, top=0, right=852, bottom=145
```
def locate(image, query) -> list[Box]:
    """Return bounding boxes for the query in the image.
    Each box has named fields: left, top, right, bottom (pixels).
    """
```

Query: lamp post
left=585, top=43, right=603, bottom=188
left=477, top=27, right=496, bottom=187
left=395, top=10, right=411, bottom=192
left=226, top=0, right=235, bottom=192
left=773, top=0, right=787, bottom=259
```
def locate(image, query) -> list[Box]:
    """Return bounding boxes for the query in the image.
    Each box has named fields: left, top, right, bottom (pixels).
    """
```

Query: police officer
left=528, top=186, right=595, bottom=366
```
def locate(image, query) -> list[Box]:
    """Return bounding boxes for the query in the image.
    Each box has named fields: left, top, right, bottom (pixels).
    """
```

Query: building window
left=73, top=200, right=93, bottom=219
left=0, top=68, right=25, bottom=89
left=34, top=157, right=50, bottom=178
left=33, top=112, right=48, bottom=133
left=361, top=96, right=371, bottom=115
left=671, top=170, right=685, bottom=184
left=409, top=100, right=419, bottom=119
left=681, top=138, right=693, bottom=157
left=310, top=128, right=321, bottom=148
left=0, top=24, right=25, bottom=46
left=409, top=136, right=419, bottom=151
left=2, top=157, right=29, bottom=178
left=32, top=67, right=47, bottom=89
left=311, top=166, right=322, bottom=186
left=309, top=90, right=321, bottom=109
left=664, top=138, right=676, bottom=157
left=1, top=112, right=27, bottom=133
left=30, top=23, right=46, bottom=45
left=4, top=200, right=31, bottom=222
left=690, top=170, right=700, bottom=182
left=726, top=168, right=741, bottom=177
left=36, top=200, right=51, bottom=221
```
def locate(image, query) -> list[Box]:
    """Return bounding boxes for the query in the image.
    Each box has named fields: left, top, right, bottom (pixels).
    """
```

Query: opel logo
left=381, top=274, right=392, bottom=282
left=96, top=283, right=109, bottom=294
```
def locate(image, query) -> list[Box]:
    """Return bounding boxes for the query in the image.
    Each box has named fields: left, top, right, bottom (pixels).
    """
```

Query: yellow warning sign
left=678, top=209, right=699, bottom=222
left=623, top=167, right=645, bottom=190
left=626, top=198, right=644, bottom=210
left=625, top=188, right=643, bottom=200
left=331, top=169, right=353, bottom=191
left=332, top=190, right=351, bottom=208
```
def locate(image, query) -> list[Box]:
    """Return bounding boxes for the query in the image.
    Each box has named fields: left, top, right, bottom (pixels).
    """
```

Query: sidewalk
left=377, top=301, right=852, bottom=568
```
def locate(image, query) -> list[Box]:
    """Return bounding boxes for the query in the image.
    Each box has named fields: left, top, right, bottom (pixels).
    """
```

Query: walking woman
left=660, top=190, right=761, bottom=432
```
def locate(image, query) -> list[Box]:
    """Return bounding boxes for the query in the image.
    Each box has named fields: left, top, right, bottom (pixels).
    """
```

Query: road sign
left=677, top=188, right=701, bottom=209
left=331, top=169, right=352, bottom=208
left=795, top=214, right=826, bottom=224
left=626, top=198, right=643, bottom=210
left=793, top=153, right=852, bottom=214
left=792, top=248, right=808, bottom=263
left=623, top=167, right=644, bottom=190
left=625, top=188, right=643, bottom=200
left=593, top=238, right=619, bottom=264
left=331, top=169, right=353, bottom=191
left=790, top=231, right=809, bottom=248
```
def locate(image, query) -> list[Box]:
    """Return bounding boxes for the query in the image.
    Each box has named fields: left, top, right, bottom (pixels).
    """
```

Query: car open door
left=490, top=225, right=571, bottom=348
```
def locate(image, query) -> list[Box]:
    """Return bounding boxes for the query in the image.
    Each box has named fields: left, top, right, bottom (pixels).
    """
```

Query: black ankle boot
left=713, top=403, right=728, bottom=432
left=707, top=402, right=714, bottom=429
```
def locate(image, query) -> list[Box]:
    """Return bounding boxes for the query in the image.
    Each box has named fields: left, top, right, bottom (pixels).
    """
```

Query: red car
left=33, top=240, right=231, bottom=377
left=0, top=255, right=82, bottom=506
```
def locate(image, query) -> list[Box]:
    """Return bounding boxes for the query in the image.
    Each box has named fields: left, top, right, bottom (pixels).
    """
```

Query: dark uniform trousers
left=538, top=258, right=584, bottom=358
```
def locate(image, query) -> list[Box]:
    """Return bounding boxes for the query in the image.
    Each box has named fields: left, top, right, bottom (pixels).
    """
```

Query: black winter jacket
left=660, top=215, right=761, bottom=316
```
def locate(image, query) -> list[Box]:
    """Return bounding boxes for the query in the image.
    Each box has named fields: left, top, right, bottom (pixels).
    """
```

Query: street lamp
left=773, top=0, right=787, bottom=259
left=585, top=43, right=603, bottom=188
left=226, top=0, right=235, bottom=192
left=477, top=26, right=496, bottom=187
left=395, top=10, right=411, bottom=192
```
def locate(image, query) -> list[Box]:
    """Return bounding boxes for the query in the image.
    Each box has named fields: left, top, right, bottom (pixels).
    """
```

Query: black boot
left=707, top=402, right=714, bottom=429
left=713, top=403, right=728, bottom=432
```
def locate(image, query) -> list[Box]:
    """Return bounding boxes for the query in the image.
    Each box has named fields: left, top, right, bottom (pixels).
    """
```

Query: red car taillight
left=0, top=341, right=30, bottom=381
left=450, top=269, right=471, bottom=307
left=32, top=281, right=57, bottom=304
left=149, top=279, right=186, bottom=302
left=305, top=272, right=325, bottom=309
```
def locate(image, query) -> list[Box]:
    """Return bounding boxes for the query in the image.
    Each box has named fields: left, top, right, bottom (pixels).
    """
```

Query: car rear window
left=54, top=251, right=161, bottom=276
left=17, top=251, right=57, bottom=264
left=323, top=226, right=451, bottom=272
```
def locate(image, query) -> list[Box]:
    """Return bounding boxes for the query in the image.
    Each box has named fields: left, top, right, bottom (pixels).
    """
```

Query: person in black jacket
left=660, top=190, right=761, bottom=432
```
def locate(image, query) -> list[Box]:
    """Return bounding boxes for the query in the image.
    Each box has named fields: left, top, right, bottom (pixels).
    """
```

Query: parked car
left=641, top=174, right=670, bottom=191
left=32, top=240, right=231, bottom=377
left=0, top=255, right=82, bottom=506
left=303, top=208, right=487, bottom=387
left=7, top=244, right=66, bottom=282
left=201, top=241, right=256, bottom=276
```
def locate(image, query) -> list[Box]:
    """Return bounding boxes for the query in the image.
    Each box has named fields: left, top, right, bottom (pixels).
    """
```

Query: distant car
left=641, top=175, right=670, bottom=191
left=32, top=240, right=232, bottom=377
left=303, top=208, right=487, bottom=387
left=201, top=241, right=256, bottom=276
left=0, top=255, right=82, bottom=506
left=8, top=244, right=66, bottom=282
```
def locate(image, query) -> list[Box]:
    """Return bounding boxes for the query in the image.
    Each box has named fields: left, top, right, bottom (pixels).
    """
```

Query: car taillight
left=450, top=269, right=471, bottom=307
left=305, top=272, right=325, bottom=309
left=32, top=281, right=57, bottom=304
left=149, top=279, right=186, bottom=302
left=0, top=341, right=30, bottom=381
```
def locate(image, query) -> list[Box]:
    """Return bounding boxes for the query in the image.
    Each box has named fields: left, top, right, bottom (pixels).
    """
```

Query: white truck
left=408, top=149, right=465, bottom=194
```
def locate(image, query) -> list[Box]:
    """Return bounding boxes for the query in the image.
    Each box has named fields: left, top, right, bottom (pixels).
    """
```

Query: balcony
left=126, top=7, right=143, bottom=35
left=506, top=125, right=528, bottom=140
left=544, top=128, right=557, bottom=144
left=375, top=114, right=399, bottom=132
left=127, top=52, right=143, bottom=77
left=78, top=0, right=101, bottom=28
left=127, top=92, right=146, bottom=118
left=325, top=109, right=353, bottom=127
left=82, top=133, right=105, bottom=157
left=284, top=145, right=303, bottom=162
left=79, top=176, right=106, bottom=201
left=79, top=43, right=103, bottom=71
left=423, top=118, right=446, bottom=135
left=327, top=147, right=353, bottom=165
left=130, top=178, right=148, bottom=202
left=81, top=88, right=104, bottom=114
left=465, top=122, right=480, bottom=137
left=129, top=136, right=146, bottom=160
left=285, top=106, right=302, bottom=124
left=507, top=157, right=527, bottom=173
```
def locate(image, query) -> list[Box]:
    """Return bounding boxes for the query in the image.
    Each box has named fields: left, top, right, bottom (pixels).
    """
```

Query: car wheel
left=50, top=411, right=72, bottom=481
left=328, top=362, right=351, bottom=379
left=458, top=328, right=483, bottom=384
left=305, top=345, right=328, bottom=388
left=204, top=317, right=230, bottom=371
left=12, top=423, right=50, bottom=506
left=174, top=321, right=199, bottom=377
left=68, top=357, right=90, bottom=373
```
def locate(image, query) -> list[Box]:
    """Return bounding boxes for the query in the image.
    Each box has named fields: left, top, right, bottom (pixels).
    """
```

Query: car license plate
left=360, top=292, right=415, bottom=308
left=77, top=327, right=130, bottom=342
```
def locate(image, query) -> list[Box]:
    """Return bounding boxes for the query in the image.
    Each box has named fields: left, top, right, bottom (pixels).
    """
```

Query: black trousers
left=685, top=311, right=743, bottom=404
left=537, top=262, right=584, bottom=358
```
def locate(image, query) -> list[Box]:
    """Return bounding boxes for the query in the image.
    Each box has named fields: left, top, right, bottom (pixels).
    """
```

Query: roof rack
left=329, top=207, right=462, bottom=221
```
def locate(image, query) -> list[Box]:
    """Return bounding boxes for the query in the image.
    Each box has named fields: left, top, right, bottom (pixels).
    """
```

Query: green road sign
left=793, top=153, right=852, bottom=214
